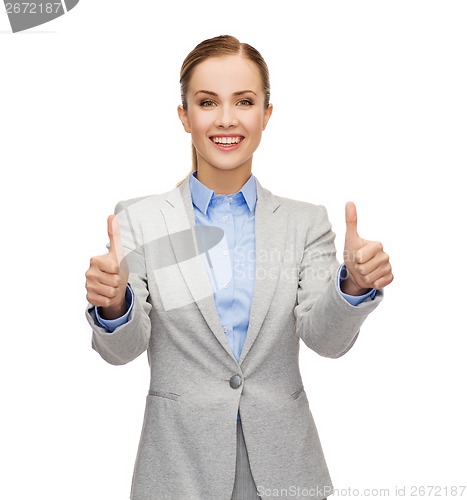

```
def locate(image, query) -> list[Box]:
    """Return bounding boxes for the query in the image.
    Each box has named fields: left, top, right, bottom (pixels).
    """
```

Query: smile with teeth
left=211, top=136, right=243, bottom=146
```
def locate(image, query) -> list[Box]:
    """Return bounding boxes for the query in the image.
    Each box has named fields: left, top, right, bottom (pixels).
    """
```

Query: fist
left=342, top=202, right=393, bottom=295
left=85, top=215, right=129, bottom=319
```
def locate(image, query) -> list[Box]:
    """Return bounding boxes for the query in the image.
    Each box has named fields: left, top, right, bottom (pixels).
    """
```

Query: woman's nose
left=215, top=106, right=239, bottom=128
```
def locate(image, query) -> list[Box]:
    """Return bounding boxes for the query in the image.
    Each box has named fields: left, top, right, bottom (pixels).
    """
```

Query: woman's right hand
left=85, top=215, right=129, bottom=320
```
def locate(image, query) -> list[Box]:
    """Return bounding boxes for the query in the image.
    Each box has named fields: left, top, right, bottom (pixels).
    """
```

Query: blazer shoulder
left=273, top=193, right=329, bottom=221
left=113, top=185, right=180, bottom=215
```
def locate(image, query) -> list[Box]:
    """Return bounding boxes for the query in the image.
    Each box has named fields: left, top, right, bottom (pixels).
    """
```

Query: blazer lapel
left=238, top=177, right=288, bottom=365
left=160, top=175, right=288, bottom=366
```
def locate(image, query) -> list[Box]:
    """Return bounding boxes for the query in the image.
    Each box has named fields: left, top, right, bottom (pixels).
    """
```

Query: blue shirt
left=95, top=171, right=376, bottom=420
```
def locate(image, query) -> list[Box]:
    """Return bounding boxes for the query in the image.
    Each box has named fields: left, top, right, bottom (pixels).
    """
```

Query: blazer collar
left=160, top=174, right=288, bottom=366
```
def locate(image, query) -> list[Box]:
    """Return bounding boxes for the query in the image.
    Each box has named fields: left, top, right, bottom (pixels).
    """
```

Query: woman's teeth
left=211, top=137, right=242, bottom=145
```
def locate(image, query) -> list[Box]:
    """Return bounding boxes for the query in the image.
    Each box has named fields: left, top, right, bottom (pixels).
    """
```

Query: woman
left=85, top=35, right=393, bottom=500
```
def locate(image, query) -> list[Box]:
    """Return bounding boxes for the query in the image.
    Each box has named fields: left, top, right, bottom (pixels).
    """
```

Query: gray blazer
left=85, top=175, right=383, bottom=500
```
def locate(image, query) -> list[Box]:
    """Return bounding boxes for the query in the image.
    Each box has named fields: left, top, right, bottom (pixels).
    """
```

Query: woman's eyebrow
left=194, top=90, right=257, bottom=97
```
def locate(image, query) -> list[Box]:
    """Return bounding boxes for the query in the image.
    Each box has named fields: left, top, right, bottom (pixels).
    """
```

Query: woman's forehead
left=189, top=55, right=262, bottom=94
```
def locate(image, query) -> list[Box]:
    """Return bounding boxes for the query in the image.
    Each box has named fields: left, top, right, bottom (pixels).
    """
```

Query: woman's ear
left=262, top=103, right=273, bottom=131
left=177, top=105, right=191, bottom=133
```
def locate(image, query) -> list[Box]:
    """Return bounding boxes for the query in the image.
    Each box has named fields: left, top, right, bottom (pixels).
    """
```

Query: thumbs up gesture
left=342, top=202, right=393, bottom=295
left=85, top=215, right=129, bottom=319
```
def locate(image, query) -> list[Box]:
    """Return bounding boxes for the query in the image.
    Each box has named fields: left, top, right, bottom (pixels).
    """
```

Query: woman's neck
left=196, top=163, right=253, bottom=195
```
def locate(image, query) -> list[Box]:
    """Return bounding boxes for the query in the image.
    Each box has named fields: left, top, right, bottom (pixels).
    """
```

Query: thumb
left=107, top=214, right=123, bottom=264
left=345, top=201, right=359, bottom=241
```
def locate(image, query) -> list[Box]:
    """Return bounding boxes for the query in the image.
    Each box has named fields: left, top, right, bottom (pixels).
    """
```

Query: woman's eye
left=238, top=99, right=253, bottom=106
left=200, top=100, right=216, bottom=107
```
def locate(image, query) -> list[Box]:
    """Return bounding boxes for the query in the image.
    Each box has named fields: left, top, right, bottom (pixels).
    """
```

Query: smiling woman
left=84, top=34, right=392, bottom=500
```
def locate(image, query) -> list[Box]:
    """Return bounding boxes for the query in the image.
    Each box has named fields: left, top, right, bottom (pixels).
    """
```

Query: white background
left=1, top=1, right=466, bottom=499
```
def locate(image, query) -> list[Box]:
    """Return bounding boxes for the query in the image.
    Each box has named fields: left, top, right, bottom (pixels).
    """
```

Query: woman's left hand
left=341, top=202, right=394, bottom=295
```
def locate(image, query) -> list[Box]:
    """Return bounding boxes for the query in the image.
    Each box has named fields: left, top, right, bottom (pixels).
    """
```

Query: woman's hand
left=342, top=202, right=393, bottom=295
left=85, top=215, right=129, bottom=319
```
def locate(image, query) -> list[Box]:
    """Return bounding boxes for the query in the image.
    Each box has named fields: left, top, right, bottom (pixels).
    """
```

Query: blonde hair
left=175, top=34, right=271, bottom=188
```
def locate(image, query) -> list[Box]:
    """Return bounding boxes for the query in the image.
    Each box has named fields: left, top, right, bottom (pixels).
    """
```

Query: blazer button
left=229, top=375, right=243, bottom=389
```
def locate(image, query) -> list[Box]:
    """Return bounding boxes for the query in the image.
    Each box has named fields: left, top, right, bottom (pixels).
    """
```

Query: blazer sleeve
left=294, top=204, right=383, bottom=358
left=85, top=200, right=152, bottom=365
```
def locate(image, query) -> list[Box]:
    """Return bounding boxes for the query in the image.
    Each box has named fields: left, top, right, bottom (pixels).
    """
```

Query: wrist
left=342, top=285, right=370, bottom=296
left=99, top=296, right=127, bottom=320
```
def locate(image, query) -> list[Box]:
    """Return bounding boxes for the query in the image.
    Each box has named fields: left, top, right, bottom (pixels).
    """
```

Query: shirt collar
left=189, top=170, right=257, bottom=215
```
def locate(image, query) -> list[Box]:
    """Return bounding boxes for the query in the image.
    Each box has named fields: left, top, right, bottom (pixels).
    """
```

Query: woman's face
left=178, top=54, right=273, bottom=175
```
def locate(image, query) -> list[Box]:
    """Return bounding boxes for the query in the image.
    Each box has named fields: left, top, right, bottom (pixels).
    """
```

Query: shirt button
left=228, top=197, right=233, bottom=202
left=223, top=250, right=228, bottom=256
left=222, top=215, right=229, bottom=222
left=223, top=283, right=229, bottom=288
left=223, top=326, right=228, bottom=333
